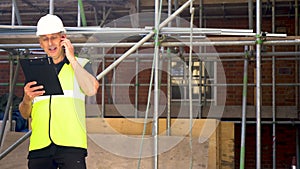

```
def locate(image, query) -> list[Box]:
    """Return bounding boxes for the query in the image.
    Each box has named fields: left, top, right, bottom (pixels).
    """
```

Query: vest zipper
left=48, top=95, right=54, bottom=143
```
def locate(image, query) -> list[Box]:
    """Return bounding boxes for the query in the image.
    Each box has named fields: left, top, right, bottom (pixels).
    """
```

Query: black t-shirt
left=28, top=57, right=93, bottom=159
left=54, top=56, right=94, bottom=75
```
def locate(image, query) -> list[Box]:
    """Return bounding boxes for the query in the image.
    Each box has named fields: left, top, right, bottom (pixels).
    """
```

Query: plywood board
left=0, top=119, right=234, bottom=169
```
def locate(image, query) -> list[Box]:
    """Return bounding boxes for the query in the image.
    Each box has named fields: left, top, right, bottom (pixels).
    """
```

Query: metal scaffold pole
left=271, top=1, right=276, bottom=168
left=166, top=0, right=172, bottom=136
left=296, top=0, right=300, bottom=167
left=0, top=57, right=20, bottom=147
left=240, top=1, right=253, bottom=168
left=153, top=0, right=160, bottom=168
left=49, top=0, right=54, bottom=14
left=188, top=4, right=195, bottom=169
left=239, top=47, right=249, bottom=169
left=256, top=0, right=262, bottom=168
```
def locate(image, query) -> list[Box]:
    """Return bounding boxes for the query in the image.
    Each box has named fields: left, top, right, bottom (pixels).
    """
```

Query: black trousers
left=28, top=152, right=86, bottom=169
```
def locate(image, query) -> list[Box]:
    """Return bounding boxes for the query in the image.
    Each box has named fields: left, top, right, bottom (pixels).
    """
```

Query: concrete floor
left=0, top=132, right=210, bottom=169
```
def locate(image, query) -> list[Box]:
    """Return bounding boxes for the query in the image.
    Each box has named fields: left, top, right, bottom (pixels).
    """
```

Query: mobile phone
left=61, top=35, right=66, bottom=51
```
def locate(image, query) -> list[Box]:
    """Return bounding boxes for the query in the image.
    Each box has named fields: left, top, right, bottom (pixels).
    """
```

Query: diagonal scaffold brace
left=96, top=0, right=194, bottom=81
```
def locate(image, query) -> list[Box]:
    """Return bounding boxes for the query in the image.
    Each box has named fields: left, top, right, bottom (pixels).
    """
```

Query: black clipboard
left=20, top=57, right=64, bottom=95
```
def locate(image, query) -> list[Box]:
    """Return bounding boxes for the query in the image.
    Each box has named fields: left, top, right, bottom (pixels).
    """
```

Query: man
left=19, top=14, right=99, bottom=169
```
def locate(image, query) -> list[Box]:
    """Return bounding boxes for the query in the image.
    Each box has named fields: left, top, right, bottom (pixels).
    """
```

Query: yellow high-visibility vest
left=29, top=58, right=89, bottom=151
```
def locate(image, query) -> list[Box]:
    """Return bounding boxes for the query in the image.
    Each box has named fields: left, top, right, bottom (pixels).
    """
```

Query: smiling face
left=39, top=32, right=65, bottom=64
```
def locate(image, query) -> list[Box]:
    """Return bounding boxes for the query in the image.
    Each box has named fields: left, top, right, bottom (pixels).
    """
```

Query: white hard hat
left=36, top=14, right=66, bottom=36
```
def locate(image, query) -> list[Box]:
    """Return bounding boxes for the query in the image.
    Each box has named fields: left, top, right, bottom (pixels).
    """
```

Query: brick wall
left=235, top=124, right=298, bottom=169
left=0, top=59, right=24, bottom=98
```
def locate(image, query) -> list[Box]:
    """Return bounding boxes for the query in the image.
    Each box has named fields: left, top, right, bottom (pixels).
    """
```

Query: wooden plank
left=86, top=118, right=153, bottom=135
left=87, top=134, right=210, bottom=169
left=0, top=119, right=235, bottom=169
left=219, top=122, right=235, bottom=169
left=86, top=118, right=234, bottom=168
left=90, top=104, right=298, bottom=119
left=207, top=120, right=218, bottom=169
left=86, top=118, right=219, bottom=137
left=97, top=104, right=298, bottom=120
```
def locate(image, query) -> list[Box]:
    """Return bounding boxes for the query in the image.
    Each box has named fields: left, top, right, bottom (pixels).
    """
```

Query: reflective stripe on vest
left=29, top=58, right=89, bottom=151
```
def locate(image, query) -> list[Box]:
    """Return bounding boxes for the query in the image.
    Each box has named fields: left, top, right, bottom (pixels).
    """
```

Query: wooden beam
left=86, top=104, right=298, bottom=119
left=86, top=118, right=234, bottom=168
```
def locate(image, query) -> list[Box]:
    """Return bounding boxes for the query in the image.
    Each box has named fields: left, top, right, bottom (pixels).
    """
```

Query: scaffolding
left=0, top=0, right=300, bottom=169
